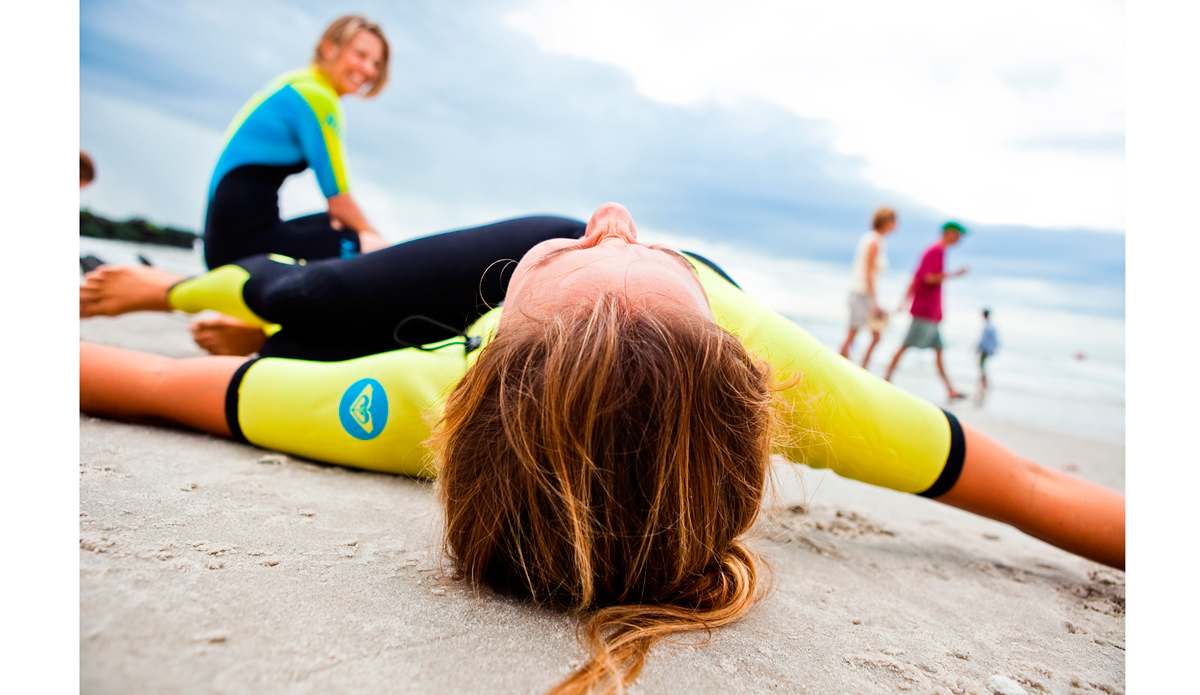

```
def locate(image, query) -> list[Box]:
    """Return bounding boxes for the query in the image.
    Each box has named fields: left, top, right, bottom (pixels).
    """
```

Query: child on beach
left=975, top=308, right=998, bottom=404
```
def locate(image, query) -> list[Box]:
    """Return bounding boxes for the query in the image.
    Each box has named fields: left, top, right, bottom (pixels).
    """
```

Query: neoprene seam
left=225, top=358, right=262, bottom=444
left=683, top=252, right=742, bottom=289
left=918, top=410, right=966, bottom=498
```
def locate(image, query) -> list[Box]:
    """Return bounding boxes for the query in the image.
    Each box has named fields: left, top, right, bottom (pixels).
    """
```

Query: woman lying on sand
left=80, top=203, right=1124, bottom=695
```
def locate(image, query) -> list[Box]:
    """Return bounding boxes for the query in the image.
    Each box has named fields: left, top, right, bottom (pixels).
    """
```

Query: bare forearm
left=924, top=268, right=965, bottom=284
left=935, top=425, right=1125, bottom=569
left=1019, top=467, right=1125, bottom=568
left=327, top=193, right=388, bottom=252
left=80, top=343, right=241, bottom=437
left=326, top=193, right=375, bottom=233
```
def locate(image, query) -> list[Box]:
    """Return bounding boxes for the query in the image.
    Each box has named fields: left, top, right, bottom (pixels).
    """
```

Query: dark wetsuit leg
left=204, top=164, right=361, bottom=269
left=234, top=215, right=586, bottom=361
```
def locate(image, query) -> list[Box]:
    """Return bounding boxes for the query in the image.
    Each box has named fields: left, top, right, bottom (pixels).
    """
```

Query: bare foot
left=191, top=315, right=267, bottom=356
left=80, top=265, right=185, bottom=317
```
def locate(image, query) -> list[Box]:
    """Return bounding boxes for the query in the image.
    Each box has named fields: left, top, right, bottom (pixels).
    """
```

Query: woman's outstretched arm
left=935, top=424, right=1125, bottom=570
left=687, top=256, right=1125, bottom=570
left=80, top=343, right=244, bottom=437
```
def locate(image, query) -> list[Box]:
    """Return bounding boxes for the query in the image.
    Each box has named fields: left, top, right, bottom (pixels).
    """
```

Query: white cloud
left=507, top=0, right=1124, bottom=231
left=80, top=90, right=222, bottom=230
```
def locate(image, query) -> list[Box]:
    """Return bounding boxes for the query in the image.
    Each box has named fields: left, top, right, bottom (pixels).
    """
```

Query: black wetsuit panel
left=237, top=215, right=587, bottom=361
left=204, top=164, right=361, bottom=269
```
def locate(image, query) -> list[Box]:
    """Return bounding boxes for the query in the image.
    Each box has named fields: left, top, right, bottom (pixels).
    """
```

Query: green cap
left=942, top=221, right=967, bottom=235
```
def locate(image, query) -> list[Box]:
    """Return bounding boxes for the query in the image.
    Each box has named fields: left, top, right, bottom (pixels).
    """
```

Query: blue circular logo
left=338, top=378, right=389, bottom=440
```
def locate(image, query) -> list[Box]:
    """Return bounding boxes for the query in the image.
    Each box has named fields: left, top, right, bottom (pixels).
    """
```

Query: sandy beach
left=80, top=311, right=1125, bottom=695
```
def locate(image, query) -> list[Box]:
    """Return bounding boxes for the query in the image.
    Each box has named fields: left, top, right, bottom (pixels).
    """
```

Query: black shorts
left=203, top=164, right=361, bottom=269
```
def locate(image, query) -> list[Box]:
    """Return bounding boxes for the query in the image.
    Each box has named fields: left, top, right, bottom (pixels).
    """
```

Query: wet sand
left=80, top=312, right=1124, bottom=695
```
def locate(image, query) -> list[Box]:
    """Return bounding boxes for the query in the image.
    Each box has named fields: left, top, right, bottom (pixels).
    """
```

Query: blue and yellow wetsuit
left=203, top=66, right=360, bottom=269
left=167, top=232, right=964, bottom=496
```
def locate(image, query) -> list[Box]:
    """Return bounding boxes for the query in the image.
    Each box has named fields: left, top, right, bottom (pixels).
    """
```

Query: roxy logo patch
left=338, top=378, right=388, bottom=440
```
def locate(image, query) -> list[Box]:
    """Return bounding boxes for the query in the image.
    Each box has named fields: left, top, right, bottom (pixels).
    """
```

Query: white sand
left=80, top=312, right=1124, bottom=694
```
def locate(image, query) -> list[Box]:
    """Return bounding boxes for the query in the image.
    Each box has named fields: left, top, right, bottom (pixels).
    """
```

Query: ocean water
left=81, top=232, right=1125, bottom=444
left=80, top=236, right=207, bottom=278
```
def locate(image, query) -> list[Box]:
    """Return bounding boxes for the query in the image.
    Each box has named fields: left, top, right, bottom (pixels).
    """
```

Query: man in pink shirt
left=884, top=222, right=968, bottom=399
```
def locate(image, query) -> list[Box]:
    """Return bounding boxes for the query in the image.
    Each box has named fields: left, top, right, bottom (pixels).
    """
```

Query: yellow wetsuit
left=219, top=256, right=964, bottom=495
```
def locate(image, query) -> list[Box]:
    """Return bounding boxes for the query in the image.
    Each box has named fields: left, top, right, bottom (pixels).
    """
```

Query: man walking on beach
left=884, top=221, right=968, bottom=400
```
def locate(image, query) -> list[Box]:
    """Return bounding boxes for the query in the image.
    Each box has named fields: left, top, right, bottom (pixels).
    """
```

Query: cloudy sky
left=80, top=0, right=1124, bottom=282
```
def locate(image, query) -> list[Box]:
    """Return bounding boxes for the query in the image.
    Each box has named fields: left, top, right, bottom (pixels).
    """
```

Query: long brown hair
left=432, top=293, right=777, bottom=694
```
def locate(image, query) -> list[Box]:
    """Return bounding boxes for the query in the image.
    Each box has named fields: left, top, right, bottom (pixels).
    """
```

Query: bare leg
left=80, top=265, right=184, bottom=317
left=975, top=353, right=989, bottom=404
left=934, top=348, right=964, bottom=399
left=884, top=345, right=907, bottom=381
left=839, top=327, right=859, bottom=358
left=936, top=425, right=1124, bottom=569
left=191, top=315, right=268, bottom=356
left=860, top=330, right=882, bottom=369
left=80, top=342, right=243, bottom=437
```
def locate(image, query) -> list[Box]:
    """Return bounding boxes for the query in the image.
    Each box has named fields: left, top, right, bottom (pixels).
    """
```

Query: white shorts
left=849, top=292, right=872, bottom=328
left=849, top=293, right=887, bottom=331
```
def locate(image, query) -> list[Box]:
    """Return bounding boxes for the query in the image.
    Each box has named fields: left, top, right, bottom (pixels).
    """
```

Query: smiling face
left=320, top=30, right=385, bottom=96
left=500, top=203, right=712, bottom=331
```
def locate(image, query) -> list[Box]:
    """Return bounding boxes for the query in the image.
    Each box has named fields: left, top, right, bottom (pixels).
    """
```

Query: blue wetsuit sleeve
left=279, top=85, right=347, bottom=198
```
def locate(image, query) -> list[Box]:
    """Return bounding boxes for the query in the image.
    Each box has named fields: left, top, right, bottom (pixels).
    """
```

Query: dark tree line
left=80, top=210, right=198, bottom=249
